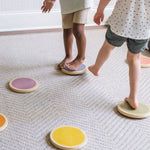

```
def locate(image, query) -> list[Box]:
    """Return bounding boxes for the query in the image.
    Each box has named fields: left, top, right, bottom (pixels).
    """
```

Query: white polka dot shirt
left=107, top=0, right=150, bottom=39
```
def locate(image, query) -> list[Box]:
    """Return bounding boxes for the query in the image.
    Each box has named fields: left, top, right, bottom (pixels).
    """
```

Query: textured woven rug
left=0, top=28, right=150, bottom=150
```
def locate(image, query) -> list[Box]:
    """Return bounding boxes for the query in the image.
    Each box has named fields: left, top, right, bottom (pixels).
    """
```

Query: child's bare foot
left=125, top=97, right=138, bottom=109
left=57, top=57, right=73, bottom=69
left=88, top=65, right=99, bottom=76
left=65, top=57, right=85, bottom=70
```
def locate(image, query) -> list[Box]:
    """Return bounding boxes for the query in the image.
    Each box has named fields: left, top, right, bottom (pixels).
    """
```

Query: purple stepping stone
left=11, top=77, right=37, bottom=89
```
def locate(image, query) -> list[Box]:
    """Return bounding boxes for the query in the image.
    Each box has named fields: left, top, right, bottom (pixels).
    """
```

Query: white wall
left=0, top=0, right=116, bottom=32
left=0, top=0, right=59, bottom=13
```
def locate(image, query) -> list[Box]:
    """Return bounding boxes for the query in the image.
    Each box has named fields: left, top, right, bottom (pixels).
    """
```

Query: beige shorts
left=62, top=8, right=90, bottom=29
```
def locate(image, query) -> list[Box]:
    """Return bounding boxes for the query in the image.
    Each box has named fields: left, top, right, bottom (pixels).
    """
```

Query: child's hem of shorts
left=61, top=7, right=91, bottom=15
left=127, top=48, right=143, bottom=54
left=105, top=37, right=120, bottom=48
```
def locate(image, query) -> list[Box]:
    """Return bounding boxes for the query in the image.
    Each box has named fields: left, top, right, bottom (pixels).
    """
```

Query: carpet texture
left=0, top=27, right=150, bottom=150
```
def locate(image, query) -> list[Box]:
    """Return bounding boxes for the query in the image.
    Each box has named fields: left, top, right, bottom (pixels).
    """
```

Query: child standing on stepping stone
left=41, top=0, right=92, bottom=70
left=89, top=0, right=150, bottom=109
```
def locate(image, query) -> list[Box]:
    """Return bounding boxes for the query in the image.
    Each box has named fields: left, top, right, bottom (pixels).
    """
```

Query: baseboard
left=0, top=8, right=113, bottom=33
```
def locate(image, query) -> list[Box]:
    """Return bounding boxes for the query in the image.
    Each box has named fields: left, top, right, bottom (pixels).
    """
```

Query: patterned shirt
left=107, top=0, right=150, bottom=39
left=59, top=0, right=92, bottom=14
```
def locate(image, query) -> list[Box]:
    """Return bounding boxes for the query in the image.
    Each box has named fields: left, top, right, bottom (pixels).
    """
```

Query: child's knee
left=64, top=28, right=72, bottom=34
left=127, top=51, right=141, bottom=63
left=73, top=24, right=84, bottom=38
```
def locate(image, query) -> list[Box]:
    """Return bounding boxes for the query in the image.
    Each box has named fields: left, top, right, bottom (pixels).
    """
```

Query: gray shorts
left=106, top=26, right=148, bottom=54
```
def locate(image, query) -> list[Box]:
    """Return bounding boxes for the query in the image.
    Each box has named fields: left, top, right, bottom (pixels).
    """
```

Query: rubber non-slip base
left=9, top=77, right=39, bottom=93
left=61, top=64, right=87, bottom=75
left=50, top=126, right=88, bottom=150
left=0, top=114, right=8, bottom=132
left=117, top=101, right=150, bottom=119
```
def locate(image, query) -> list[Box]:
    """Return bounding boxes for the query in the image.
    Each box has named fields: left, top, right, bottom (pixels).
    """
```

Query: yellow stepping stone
left=50, top=126, right=87, bottom=150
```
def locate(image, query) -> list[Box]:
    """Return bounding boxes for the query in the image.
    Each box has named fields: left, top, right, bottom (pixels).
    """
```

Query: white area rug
left=0, top=28, right=150, bottom=150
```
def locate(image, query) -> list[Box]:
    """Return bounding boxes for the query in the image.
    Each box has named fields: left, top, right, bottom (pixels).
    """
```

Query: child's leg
left=88, top=40, right=115, bottom=76
left=57, top=28, right=73, bottom=69
left=125, top=51, right=141, bottom=109
left=58, top=13, right=74, bottom=69
left=65, top=23, right=86, bottom=70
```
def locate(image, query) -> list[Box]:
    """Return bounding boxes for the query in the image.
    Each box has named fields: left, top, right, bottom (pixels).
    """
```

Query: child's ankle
left=76, top=56, right=85, bottom=61
left=65, top=55, right=73, bottom=59
left=129, top=95, right=138, bottom=101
